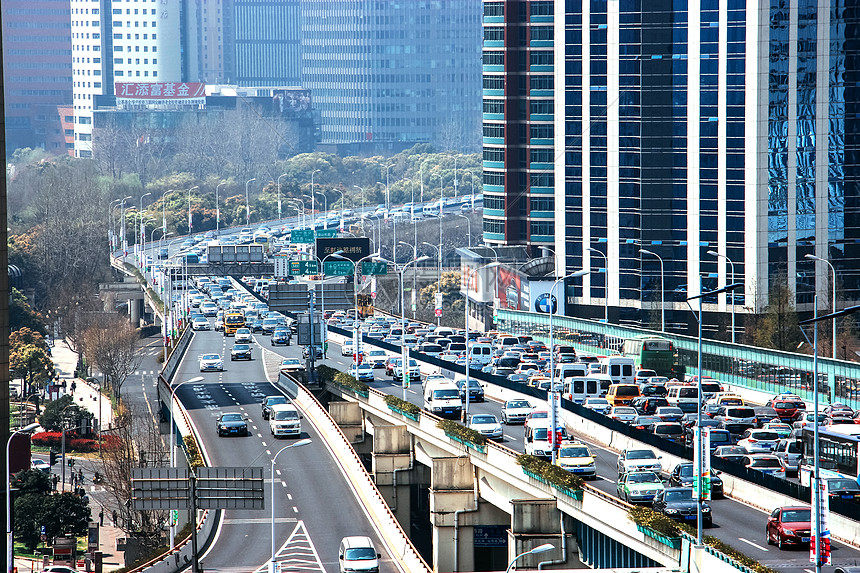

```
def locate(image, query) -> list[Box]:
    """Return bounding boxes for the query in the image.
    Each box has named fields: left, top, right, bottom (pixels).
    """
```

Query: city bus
left=224, top=312, right=245, bottom=336
left=621, top=335, right=678, bottom=378
left=799, top=424, right=860, bottom=487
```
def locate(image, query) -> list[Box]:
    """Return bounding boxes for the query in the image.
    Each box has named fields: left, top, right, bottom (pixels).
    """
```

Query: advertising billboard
left=115, top=82, right=206, bottom=105
left=315, top=236, right=370, bottom=262
left=528, top=280, right=565, bottom=316
left=495, top=265, right=529, bottom=311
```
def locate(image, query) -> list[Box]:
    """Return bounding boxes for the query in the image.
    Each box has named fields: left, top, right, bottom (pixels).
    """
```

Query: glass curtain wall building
left=484, top=0, right=860, bottom=330
left=302, top=0, right=482, bottom=152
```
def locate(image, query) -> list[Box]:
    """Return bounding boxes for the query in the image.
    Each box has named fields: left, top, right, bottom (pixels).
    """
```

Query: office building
left=2, top=0, right=73, bottom=154
left=483, top=0, right=860, bottom=329
left=223, top=0, right=301, bottom=87
left=301, top=0, right=482, bottom=153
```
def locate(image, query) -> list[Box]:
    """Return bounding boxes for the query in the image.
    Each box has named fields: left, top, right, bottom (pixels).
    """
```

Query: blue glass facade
left=489, top=0, right=860, bottom=330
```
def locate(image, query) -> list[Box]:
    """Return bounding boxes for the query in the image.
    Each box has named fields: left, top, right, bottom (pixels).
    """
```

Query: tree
left=10, top=327, right=53, bottom=395
left=754, top=275, right=802, bottom=352
left=9, top=289, right=45, bottom=334
left=14, top=492, right=90, bottom=551
left=38, top=394, right=93, bottom=433
left=418, top=271, right=464, bottom=327
left=84, top=316, right=143, bottom=400
left=11, top=469, right=52, bottom=495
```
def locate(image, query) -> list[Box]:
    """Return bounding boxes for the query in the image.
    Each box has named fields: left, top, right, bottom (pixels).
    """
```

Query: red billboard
left=495, top=265, right=529, bottom=311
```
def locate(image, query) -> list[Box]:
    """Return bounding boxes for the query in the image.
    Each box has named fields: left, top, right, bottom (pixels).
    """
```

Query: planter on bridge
left=521, top=469, right=584, bottom=501
left=388, top=405, right=420, bottom=422
left=383, top=395, right=421, bottom=422
left=636, top=524, right=681, bottom=550
left=444, top=431, right=487, bottom=453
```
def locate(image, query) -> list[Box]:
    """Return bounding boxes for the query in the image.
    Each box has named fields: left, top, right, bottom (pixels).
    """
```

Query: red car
left=384, top=357, right=401, bottom=376
left=766, top=506, right=811, bottom=550
left=767, top=399, right=806, bottom=422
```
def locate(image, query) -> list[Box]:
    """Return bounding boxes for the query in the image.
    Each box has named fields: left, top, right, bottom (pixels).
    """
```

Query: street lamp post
left=108, top=198, right=122, bottom=252
left=687, top=280, right=743, bottom=545
left=333, top=189, right=345, bottom=230
left=139, top=192, right=152, bottom=258
left=215, top=183, right=226, bottom=235
left=421, top=241, right=443, bottom=325
left=640, top=249, right=664, bottom=332
left=385, top=163, right=395, bottom=212
left=120, top=196, right=132, bottom=257
left=587, top=246, right=609, bottom=323
left=708, top=250, right=736, bottom=343
left=314, top=191, right=328, bottom=229
left=245, top=179, right=256, bottom=226
left=318, top=250, right=346, bottom=356
left=351, top=252, right=381, bottom=365
left=167, top=376, right=204, bottom=548
left=806, top=254, right=837, bottom=360
left=270, top=439, right=311, bottom=573
left=310, top=169, right=321, bottom=222
left=353, top=186, right=365, bottom=219
left=463, top=262, right=499, bottom=422
left=799, top=302, right=860, bottom=573
left=458, top=214, right=472, bottom=248
left=549, top=271, right=589, bottom=464
left=505, top=543, right=555, bottom=573
left=186, top=186, right=198, bottom=235
left=7, top=422, right=40, bottom=573
left=277, top=173, right=288, bottom=221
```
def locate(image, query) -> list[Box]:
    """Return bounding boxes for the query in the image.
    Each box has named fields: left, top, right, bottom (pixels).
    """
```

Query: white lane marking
left=276, top=469, right=282, bottom=476
left=266, top=450, right=272, bottom=455
left=286, top=493, right=292, bottom=500
left=504, top=434, right=517, bottom=441
left=737, top=538, right=769, bottom=552
left=282, top=482, right=287, bottom=488
left=261, top=440, right=267, bottom=446
left=292, top=506, right=298, bottom=513
left=804, top=569, right=815, bottom=573
left=252, top=425, right=258, bottom=430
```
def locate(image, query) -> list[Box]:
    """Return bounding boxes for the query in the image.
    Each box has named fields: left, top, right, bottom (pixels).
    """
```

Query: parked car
left=765, top=506, right=811, bottom=549
left=216, top=412, right=249, bottom=436
left=616, top=471, right=665, bottom=504
left=772, top=439, right=802, bottom=476
left=652, top=487, right=712, bottom=527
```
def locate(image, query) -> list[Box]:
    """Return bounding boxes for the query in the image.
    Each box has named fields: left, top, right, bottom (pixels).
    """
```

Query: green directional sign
left=316, top=229, right=338, bottom=238
left=291, top=229, right=314, bottom=244
left=361, top=261, right=388, bottom=275
left=323, top=260, right=353, bottom=276
left=289, top=260, right=319, bottom=275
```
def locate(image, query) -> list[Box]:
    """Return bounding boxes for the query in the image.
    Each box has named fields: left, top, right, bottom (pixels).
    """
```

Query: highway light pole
left=464, top=262, right=499, bottom=423
left=7, top=422, right=40, bottom=573
left=314, top=191, right=328, bottom=229
left=310, top=169, right=321, bottom=223
left=457, top=214, right=472, bottom=248
left=333, top=189, right=345, bottom=230
left=187, top=186, right=198, bottom=235
left=353, top=186, right=365, bottom=219
left=318, top=250, right=346, bottom=355
left=216, top=183, right=226, bottom=235
left=245, top=179, right=256, bottom=226
left=587, top=246, right=608, bottom=323
left=687, top=280, right=742, bottom=545
left=120, top=196, right=132, bottom=258
left=168, top=376, right=204, bottom=549
left=707, top=250, right=736, bottom=343
left=270, top=439, right=311, bottom=573
left=277, top=173, right=288, bottom=221
left=505, top=543, right=555, bottom=573
left=549, top=270, right=589, bottom=464
left=639, top=249, right=664, bottom=332
left=806, top=254, right=837, bottom=361
left=799, top=302, right=860, bottom=573
left=351, top=252, right=381, bottom=365
left=139, top=192, right=152, bottom=259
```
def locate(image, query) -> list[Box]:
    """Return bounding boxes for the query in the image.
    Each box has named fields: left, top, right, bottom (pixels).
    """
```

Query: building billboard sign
left=115, top=82, right=206, bottom=106
left=495, top=265, right=529, bottom=311
left=528, top=280, right=564, bottom=316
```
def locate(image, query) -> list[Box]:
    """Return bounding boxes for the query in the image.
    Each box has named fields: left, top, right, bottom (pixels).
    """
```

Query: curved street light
left=245, top=179, right=256, bottom=226
left=505, top=543, right=555, bottom=573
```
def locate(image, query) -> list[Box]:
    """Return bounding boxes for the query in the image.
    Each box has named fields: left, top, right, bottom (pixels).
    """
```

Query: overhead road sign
left=361, top=261, right=388, bottom=275
left=316, top=237, right=370, bottom=262
left=323, top=261, right=354, bottom=276
left=291, top=229, right=315, bottom=244
left=290, top=260, right=319, bottom=276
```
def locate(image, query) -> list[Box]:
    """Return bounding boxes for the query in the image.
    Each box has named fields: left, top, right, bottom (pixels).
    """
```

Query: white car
left=279, top=358, right=306, bottom=374
left=348, top=364, right=375, bottom=382
left=583, top=397, right=611, bottom=415
left=192, top=316, right=210, bottom=330
left=609, top=406, right=638, bottom=423
left=235, top=328, right=252, bottom=344
left=365, top=349, right=388, bottom=368
left=737, top=429, right=780, bottom=453
left=341, top=340, right=354, bottom=356
left=468, top=414, right=503, bottom=441
left=199, top=353, right=223, bottom=372
left=500, top=399, right=533, bottom=424
left=31, top=459, right=51, bottom=473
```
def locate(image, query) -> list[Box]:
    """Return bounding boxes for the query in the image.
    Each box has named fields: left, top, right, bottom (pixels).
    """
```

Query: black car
left=262, top=395, right=288, bottom=419
left=216, top=412, right=249, bottom=436
left=754, top=406, right=780, bottom=427
left=640, top=384, right=668, bottom=397
left=827, top=478, right=860, bottom=501
left=652, top=487, right=712, bottom=527
left=683, top=418, right=722, bottom=444
left=456, top=379, right=485, bottom=402
left=231, top=343, right=252, bottom=361
left=271, top=329, right=291, bottom=346
left=303, top=345, right=324, bottom=359
left=713, top=445, right=748, bottom=465
left=631, top=396, right=670, bottom=415
left=667, top=462, right=724, bottom=498
left=249, top=318, right=264, bottom=333
left=652, top=422, right=686, bottom=443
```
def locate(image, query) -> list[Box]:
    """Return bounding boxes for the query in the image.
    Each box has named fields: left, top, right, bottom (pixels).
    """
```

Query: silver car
left=772, top=438, right=802, bottom=476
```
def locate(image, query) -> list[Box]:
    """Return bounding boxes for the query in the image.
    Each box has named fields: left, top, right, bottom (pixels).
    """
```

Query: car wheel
left=766, top=530, right=774, bottom=545
left=778, top=534, right=785, bottom=550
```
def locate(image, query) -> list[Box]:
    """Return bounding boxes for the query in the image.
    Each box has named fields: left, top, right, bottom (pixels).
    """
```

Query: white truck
left=423, top=379, right=462, bottom=419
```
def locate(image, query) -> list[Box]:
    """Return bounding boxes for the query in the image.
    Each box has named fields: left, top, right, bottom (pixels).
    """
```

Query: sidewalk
left=26, top=341, right=125, bottom=571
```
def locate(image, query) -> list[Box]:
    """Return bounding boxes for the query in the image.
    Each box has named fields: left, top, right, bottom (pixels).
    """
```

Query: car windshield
left=233, top=344, right=249, bottom=350
left=344, top=548, right=377, bottom=561
left=721, top=447, right=746, bottom=455
left=665, top=489, right=693, bottom=502
left=434, top=389, right=459, bottom=399
left=202, top=354, right=220, bottom=360
left=627, top=472, right=660, bottom=484
left=282, top=359, right=300, bottom=365
left=750, top=431, right=779, bottom=440
left=678, top=465, right=694, bottom=477
left=751, top=457, right=781, bottom=468
left=471, top=415, right=497, bottom=425
left=221, top=414, right=243, bottom=422
left=828, top=479, right=858, bottom=489
left=267, top=397, right=287, bottom=406
left=615, top=408, right=636, bottom=414
left=559, top=446, right=591, bottom=458
left=627, top=450, right=657, bottom=460
left=508, top=400, right=531, bottom=409
left=274, top=410, right=299, bottom=421
left=781, top=509, right=811, bottom=522
left=655, top=425, right=682, bottom=434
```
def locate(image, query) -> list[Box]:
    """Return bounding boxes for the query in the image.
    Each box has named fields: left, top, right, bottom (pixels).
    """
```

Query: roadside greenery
left=383, top=395, right=421, bottom=416
left=317, top=365, right=369, bottom=395
left=436, top=419, right=488, bottom=446
left=516, top=454, right=584, bottom=492
left=12, top=469, right=90, bottom=551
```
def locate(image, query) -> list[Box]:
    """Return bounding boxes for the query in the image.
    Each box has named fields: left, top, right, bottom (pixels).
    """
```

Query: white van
left=554, top=363, right=588, bottom=381
left=423, top=379, right=462, bottom=419
left=524, top=421, right=569, bottom=459
left=598, top=356, right=636, bottom=385
left=666, top=385, right=699, bottom=410
left=269, top=403, right=302, bottom=438
left=468, top=343, right=494, bottom=366
left=562, top=376, right=609, bottom=404
left=434, top=327, right=454, bottom=338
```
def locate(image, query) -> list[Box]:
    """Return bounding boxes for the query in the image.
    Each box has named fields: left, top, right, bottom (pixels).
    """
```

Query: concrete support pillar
left=509, top=499, right=578, bottom=570
left=328, top=401, right=364, bottom=443
left=129, top=298, right=141, bottom=326
left=372, top=425, right=413, bottom=527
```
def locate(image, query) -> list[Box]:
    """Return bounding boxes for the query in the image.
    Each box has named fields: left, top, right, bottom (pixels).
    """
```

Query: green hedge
left=436, top=419, right=488, bottom=446
left=516, top=454, right=584, bottom=491
left=384, top=394, right=421, bottom=416
left=317, top=365, right=369, bottom=395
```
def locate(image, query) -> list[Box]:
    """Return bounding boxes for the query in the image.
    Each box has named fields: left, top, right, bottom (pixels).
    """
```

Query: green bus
left=621, top=335, right=682, bottom=379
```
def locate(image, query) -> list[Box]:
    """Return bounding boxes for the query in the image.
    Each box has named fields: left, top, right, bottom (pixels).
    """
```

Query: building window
left=530, top=173, right=554, bottom=187
left=482, top=52, right=504, bottom=66
left=530, top=1, right=553, bottom=16
left=530, top=197, right=554, bottom=212
left=530, top=76, right=553, bottom=91
left=484, top=27, right=504, bottom=42
left=530, top=221, right=553, bottom=236
left=483, top=219, right=506, bottom=234
left=483, top=100, right=504, bottom=114
left=483, top=3, right=503, bottom=17
left=483, top=172, right=505, bottom=187
left=483, top=76, right=504, bottom=90
left=530, top=52, right=553, bottom=66
left=530, top=124, right=554, bottom=139
left=483, top=124, right=504, bottom=138
left=483, top=148, right=505, bottom=162
left=484, top=195, right=505, bottom=210
left=530, top=149, right=554, bottom=163
left=531, top=27, right=553, bottom=41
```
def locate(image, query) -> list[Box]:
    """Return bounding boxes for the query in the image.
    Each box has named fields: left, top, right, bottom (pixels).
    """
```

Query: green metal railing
left=497, top=309, right=860, bottom=409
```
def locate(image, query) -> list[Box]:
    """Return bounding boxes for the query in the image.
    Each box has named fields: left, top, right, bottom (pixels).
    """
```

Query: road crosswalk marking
left=255, top=520, right=325, bottom=573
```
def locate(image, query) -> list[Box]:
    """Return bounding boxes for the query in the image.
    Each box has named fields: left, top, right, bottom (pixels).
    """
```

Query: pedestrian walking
left=112, top=510, right=118, bottom=526
left=70, top=381, right=77, bottom=394
left=99, top=509, right=104, bottom=527
left=78, top=469, right=83, bottom=483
